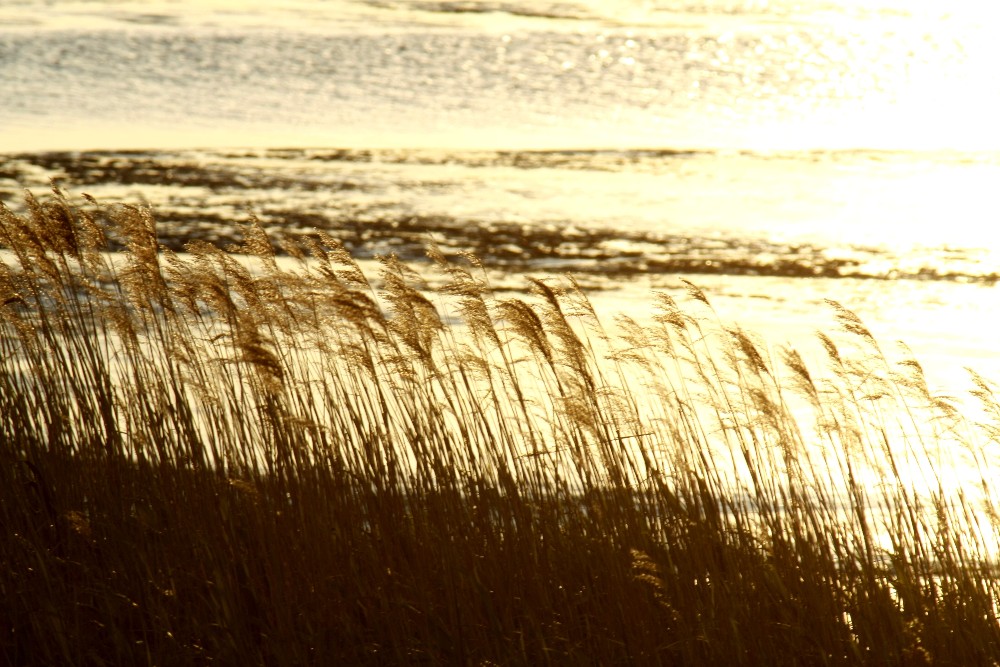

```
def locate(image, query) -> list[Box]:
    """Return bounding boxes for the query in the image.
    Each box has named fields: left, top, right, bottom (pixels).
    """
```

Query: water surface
left=2, top=0, right=999, bottom=389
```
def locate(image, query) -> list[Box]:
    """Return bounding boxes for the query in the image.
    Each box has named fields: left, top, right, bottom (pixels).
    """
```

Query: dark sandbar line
left=2, top=149, right=996, bottom=285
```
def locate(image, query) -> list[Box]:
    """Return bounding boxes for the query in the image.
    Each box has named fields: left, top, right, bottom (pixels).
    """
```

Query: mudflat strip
left=4, top=148, right=989, bottom=285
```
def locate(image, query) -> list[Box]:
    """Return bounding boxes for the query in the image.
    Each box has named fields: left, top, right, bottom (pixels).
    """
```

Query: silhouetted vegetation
left=3, top=190, right=1000, bottom=665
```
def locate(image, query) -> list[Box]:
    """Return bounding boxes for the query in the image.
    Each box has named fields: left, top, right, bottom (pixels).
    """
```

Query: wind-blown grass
left=3, top=189, right=1000, bottom=665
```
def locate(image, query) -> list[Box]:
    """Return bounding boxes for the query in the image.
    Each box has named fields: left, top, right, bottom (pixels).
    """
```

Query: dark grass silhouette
left=3, top=190, right=1000, bottom=665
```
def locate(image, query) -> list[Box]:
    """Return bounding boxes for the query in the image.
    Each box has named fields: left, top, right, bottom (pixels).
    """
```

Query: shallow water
left=2, top=0, right=1000, bottom=393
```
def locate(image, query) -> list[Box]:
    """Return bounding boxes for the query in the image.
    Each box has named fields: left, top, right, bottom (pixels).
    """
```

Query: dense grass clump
left=3, top=190, right=1000, bottom=665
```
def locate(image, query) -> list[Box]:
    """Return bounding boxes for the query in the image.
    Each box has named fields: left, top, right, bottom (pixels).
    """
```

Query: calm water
left=2, top=0, right=1000, bottom=389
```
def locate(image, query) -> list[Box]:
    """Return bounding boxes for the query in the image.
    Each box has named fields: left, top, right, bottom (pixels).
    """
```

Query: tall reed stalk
left=2, top=190, right=1000, bottom=665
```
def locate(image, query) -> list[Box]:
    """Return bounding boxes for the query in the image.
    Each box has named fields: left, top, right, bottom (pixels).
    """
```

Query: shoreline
left=3, top=147, right=997, bottom=285
left=4, top=147, right=1000, bottom=395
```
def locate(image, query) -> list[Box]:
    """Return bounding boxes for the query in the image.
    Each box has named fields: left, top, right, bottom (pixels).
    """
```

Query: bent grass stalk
left=2, top=191, right=1000, bottom=664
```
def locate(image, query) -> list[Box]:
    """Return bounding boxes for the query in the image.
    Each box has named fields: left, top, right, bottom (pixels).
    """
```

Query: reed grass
left=3, top=189, right=1000, bottom=665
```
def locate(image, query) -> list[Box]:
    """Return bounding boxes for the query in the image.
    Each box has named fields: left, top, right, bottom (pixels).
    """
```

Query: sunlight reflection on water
left=2, top=0, right=1000, bottom=400
left=2, top=0, right=999, bottom=152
